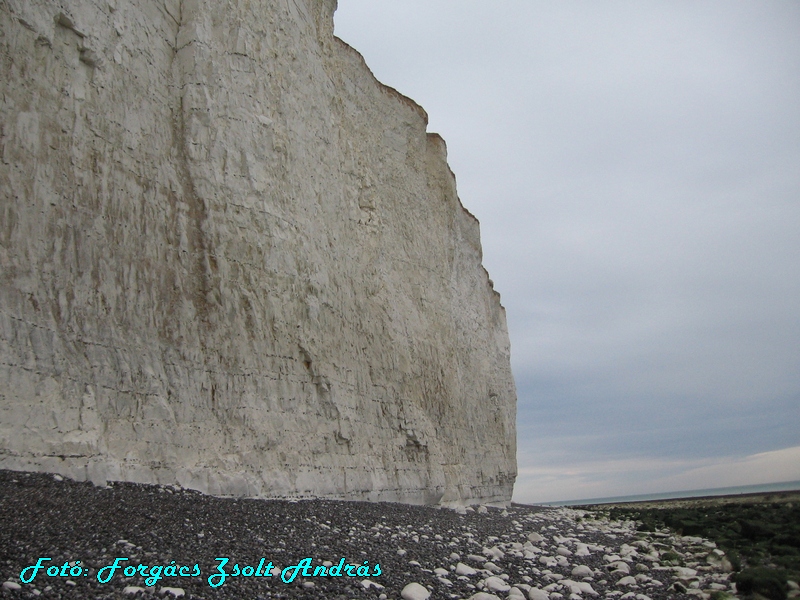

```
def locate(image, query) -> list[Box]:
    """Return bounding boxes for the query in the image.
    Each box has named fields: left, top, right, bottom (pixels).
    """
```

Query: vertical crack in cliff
left=171, top=0, right=212, bottom=331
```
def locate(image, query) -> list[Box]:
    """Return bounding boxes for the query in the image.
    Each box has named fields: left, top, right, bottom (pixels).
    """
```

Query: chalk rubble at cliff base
left=0, top=471, right=742, bottom=599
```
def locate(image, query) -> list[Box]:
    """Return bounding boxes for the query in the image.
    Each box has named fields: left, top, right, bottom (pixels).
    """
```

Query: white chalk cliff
left=0, top=0, right=516, bottom=504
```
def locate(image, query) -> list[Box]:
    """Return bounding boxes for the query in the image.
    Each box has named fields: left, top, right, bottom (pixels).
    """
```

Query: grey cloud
left=335, top=0, right=800, bottom=501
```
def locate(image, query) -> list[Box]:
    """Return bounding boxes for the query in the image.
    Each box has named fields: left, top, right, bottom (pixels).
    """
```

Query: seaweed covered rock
left=734, top=567, right=789, bottom=600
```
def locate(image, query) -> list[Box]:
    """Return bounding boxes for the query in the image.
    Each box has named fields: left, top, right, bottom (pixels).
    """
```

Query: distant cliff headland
left=0, top=0, right=516, bottom=504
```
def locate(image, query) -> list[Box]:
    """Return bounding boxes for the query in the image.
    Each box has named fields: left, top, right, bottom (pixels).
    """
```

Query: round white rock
left=484, top=576, right=511, bottom=593
left=571, top=565, right=593, bottom=578
left=401, top=582, right=431, bottom=600
left=468, top=593, right=502, bottom=600
left=528, top=588, right=550, bottom=600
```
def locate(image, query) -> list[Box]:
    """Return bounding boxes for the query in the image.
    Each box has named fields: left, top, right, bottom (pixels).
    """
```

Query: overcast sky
left=333, top=1, right=800, bottom=504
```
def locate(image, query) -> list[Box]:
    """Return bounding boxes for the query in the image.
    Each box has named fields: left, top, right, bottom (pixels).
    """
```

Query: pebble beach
left=0, top=470, right=738, bottom=599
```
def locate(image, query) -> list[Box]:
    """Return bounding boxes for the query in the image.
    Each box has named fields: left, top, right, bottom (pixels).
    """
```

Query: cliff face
left=0, top=0, right=516, bottom=504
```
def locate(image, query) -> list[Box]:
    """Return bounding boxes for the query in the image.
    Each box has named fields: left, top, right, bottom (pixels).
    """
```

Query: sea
left=540, top=479, right=800, bottom=507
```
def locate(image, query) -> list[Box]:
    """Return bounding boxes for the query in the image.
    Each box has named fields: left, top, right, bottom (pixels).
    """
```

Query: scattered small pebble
left=122, top=586, right=144, bottom=594
left=0, top=469, right=739, bottom=599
